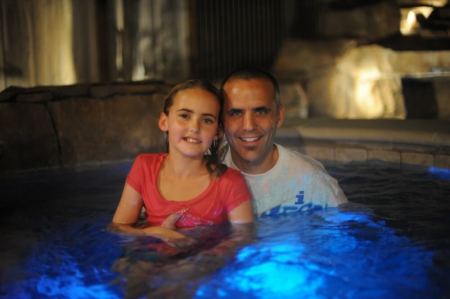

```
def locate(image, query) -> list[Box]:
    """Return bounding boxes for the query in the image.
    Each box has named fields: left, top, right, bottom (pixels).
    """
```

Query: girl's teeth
left=186, top=137, right=200, bottom=143
left=241, top=137, right=258, bottom=142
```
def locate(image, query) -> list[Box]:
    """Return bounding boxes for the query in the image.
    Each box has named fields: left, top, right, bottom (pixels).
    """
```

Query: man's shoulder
left=221, top=166, right=245, bottom=181
left=277, top=144, right=326, bottom=174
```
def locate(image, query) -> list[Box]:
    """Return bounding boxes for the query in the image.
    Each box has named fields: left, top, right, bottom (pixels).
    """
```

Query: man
left=221, top=68, right=347, bottom=216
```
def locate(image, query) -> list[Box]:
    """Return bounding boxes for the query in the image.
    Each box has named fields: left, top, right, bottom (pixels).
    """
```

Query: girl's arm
left=197, top=201, right=255, bottom=264
left=110, top=183, right=195, bottom=248
left=227, top=200, right=255, bottom=244
left=227, top=200, right=254, bottom=224
left=111, top=183, right=143, bottom=232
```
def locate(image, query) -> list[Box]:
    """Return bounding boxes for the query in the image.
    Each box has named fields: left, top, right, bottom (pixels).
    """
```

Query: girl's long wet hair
left=162, top=79, right=227, bottom=177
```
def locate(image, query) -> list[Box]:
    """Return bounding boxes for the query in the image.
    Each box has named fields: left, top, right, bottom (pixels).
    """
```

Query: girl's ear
left=158, top=112, right=169, bottom=132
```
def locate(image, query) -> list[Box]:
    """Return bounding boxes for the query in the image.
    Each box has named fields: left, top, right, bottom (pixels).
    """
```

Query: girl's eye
left=179, top=113, right=190, bottom=119
left=203, top=118, right=215, bottom=124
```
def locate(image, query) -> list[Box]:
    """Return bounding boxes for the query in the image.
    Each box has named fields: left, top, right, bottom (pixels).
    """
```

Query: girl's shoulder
left=220, top=166, right=245, bottom=181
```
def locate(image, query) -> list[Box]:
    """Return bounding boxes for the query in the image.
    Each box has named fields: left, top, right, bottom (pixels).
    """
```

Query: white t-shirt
left=224, top=144, right=347, bottom=216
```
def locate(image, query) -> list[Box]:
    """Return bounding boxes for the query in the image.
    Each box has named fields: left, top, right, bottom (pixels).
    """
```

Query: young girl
left=111, top=79, right=254, bottom=247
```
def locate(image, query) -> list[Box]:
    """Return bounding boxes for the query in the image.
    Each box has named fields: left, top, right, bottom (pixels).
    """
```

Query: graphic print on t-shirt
left=260, top=190, right=323, bottom=217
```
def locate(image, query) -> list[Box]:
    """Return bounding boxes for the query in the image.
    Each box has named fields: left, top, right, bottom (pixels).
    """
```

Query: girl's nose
left=189, top=119, right=200, bottom=132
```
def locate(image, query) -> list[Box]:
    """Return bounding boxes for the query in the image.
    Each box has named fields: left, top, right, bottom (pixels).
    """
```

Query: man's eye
left=227, top=110, right=242, bottom=117
left=255, top=108, right=270, bottom=115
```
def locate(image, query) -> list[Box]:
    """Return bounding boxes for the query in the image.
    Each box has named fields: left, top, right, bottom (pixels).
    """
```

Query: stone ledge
left=0, top=81, right=171, bottom=103
left=401, top=152, right=434, bottom=167
left=280, top=119, right=450, bottom=149
left=49, top=94, right=166, bottom=165
left=277, top=119, right=450, bottom=169
left=368, top=150, right=401, bottom=166
left=16, top=92, right=54, bottom=103
left=0, top=103, right=60, bottom=171
left=0, top=81, right=171, bottom=173
left=284, top=142, right=450, bottom=169
left=89, top=81, right=170, bottom=98
left=335, top=147, right=368, bottom=164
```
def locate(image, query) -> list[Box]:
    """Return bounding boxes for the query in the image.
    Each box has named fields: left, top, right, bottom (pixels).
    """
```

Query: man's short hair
left=220, top=68, right=281, bottom=107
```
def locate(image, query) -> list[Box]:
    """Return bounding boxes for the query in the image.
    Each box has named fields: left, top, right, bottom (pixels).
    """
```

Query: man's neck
left=232, top=145, right=279, bottom=175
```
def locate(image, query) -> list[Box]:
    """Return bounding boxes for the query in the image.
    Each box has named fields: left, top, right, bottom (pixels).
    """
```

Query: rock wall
left=275, top=41, right=450, bottom=120
left=0, top=81, right=170, bottom=173
left=277, top=1, right=450, bottom=120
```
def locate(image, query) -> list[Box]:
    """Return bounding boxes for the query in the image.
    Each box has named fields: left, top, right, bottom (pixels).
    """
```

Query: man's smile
left=238, top=135, right=262, bottom=143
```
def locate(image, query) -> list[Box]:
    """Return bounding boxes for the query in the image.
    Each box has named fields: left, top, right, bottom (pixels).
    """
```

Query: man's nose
left=242, top=113, right=256, bottom=131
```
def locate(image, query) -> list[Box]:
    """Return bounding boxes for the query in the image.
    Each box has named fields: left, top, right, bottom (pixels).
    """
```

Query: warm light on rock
left=400, top=7, right=434, bottom=35
left=329, top=46, right=405, bottom=119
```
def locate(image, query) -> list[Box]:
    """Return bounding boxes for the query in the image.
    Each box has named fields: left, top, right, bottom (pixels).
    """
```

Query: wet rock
left=0, top=103, right=59, bottom=172
left=16, top=92, right=54, bottom=103
left=317, top=1, right=400, bottom=40
left=49, top=94, right=166, bottom=166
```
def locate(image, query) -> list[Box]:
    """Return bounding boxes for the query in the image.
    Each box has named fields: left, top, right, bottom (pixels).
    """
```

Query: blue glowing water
left=195, top=211, right=438, bottom=299
left=429, top=166, right=450, bottom=180
left=0, top=163, right=449, bottom=298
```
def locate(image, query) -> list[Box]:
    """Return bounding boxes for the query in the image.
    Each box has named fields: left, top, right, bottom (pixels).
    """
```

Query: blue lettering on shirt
left=295, top=191, right=304, bottom=205
left=260, top=190, right=323, bottom=217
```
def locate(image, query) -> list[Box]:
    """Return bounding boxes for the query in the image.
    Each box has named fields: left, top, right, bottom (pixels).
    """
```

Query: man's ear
left=276, top=104, right=285, bottom=128
left=158, top=112, right=169, bottom=132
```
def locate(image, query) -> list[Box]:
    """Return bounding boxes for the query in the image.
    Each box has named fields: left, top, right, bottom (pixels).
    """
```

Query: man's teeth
left=241, top=137, right=259, bottom=142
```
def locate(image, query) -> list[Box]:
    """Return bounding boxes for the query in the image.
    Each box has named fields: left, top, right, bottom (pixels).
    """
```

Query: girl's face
left=159, top=87, right=220, bottom=159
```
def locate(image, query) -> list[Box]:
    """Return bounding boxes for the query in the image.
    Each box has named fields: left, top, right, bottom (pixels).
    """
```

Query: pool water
left=0, top=162, right=449, bottom=299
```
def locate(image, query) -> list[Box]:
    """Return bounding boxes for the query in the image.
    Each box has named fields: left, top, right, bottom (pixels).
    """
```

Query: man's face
left=223, top=77, right=284, bottom=174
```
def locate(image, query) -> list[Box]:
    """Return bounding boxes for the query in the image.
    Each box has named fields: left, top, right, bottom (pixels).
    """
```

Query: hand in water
left=156, top=209, right=197, bottom=249
left=161, top=208, right=188, bottom=229
left=165, top=235, right=197, bottom=249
